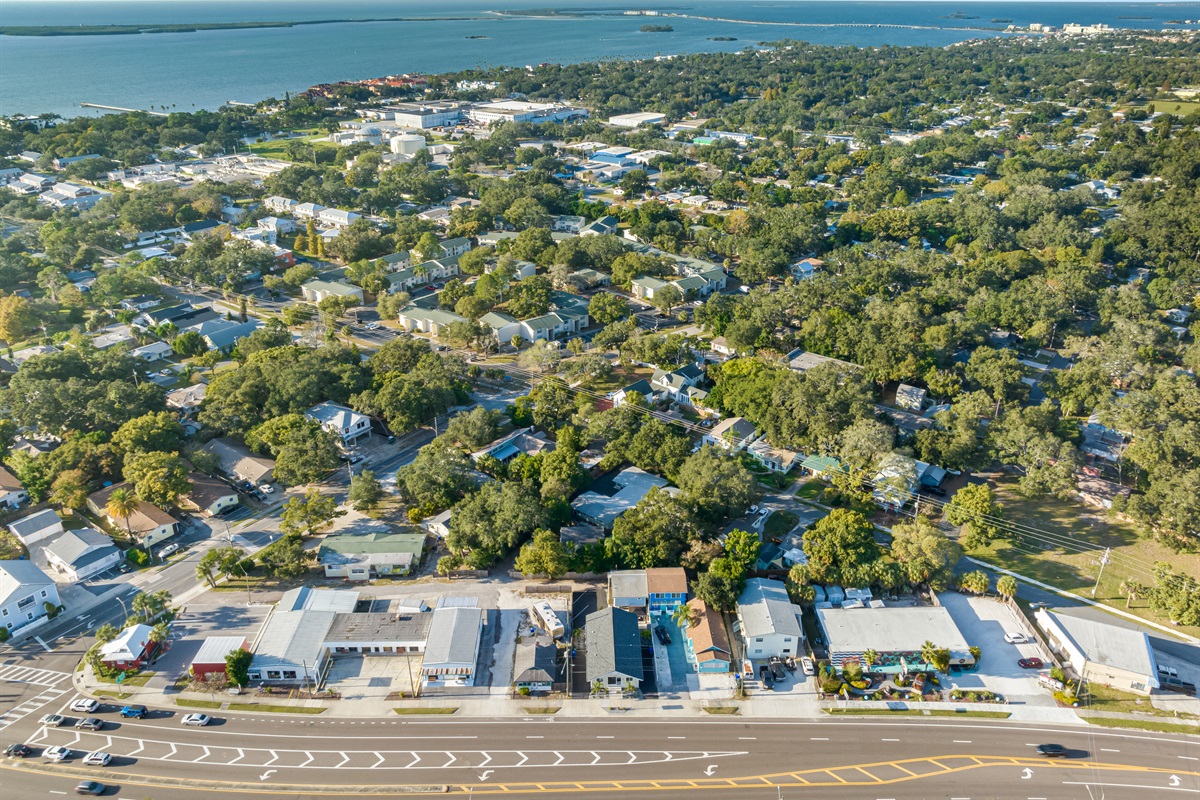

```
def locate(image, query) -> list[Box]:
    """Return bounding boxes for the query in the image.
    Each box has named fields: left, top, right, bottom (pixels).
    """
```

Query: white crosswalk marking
left=0, top=663, right=73, bottom=687
left=0, top=686, right=68, bottom=730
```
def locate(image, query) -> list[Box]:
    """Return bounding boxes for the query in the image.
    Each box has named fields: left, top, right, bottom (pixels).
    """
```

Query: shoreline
left=0, top=17, right=494, bottom=37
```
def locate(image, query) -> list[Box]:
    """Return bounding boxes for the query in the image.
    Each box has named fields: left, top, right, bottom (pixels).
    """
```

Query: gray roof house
left=42, top=527, right=122, bottom=582
left=584, top=607, right=643, bottom=692
left=571, top=467, right=670, bottom=529
left=737, top=578, right=804, bottom=661
left=421, top=606, right=483, bottom=686
left=8, top=509, right=65, bottom=546
left=0, top=560, right=60, bottom=636
left=513, top=636, right=559, bottom=691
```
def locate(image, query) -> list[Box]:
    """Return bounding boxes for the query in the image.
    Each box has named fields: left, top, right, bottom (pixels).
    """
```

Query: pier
left=80, top=102, right=169, bottom=116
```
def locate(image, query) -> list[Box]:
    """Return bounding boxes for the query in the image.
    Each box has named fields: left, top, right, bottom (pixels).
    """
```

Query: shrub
left=1049, top=665, right=1065, bottom=682
left=127, top=549, right=149, bottom=567
left=518, top=687, right=531, bottom=696
left=821, top=678, right=845, bottom=694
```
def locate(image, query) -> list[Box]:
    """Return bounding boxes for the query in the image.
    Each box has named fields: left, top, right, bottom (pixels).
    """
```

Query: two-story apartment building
left=0, top=561, right=61, bottom=636
left=306, top=402, right=372, bottom=447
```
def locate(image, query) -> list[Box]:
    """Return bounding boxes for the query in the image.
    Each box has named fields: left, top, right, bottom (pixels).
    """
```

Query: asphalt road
left=1, top=712, right=1196, bottom=799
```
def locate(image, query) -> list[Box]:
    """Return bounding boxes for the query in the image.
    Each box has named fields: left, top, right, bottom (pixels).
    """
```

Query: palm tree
left=105, top=488, right=139, bottom=539
left=671, top=603, right=696, bottom=630
left=1119, top=580, right=1144, bottom=608
left=862, top=649, right=879, bottom=672
left=919, top=640, right=939, bottom=670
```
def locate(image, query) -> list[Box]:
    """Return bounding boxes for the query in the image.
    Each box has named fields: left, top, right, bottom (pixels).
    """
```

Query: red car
left=1018, top=657, right=1044, bottom=669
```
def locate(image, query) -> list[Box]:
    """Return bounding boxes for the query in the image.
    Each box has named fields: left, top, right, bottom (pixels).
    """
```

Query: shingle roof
left=0, top=560, right=54, bottom=607
left=43, top=527, right=117, bottom=569
left=8, top=509, right=62, bottom=539
left=585, top=607, right=644, bottom=682
left=685, top=598, right=731, bottom=663
left=645, top=567, right=687, bottom=596
left=513, top=637, right=558, bottom=685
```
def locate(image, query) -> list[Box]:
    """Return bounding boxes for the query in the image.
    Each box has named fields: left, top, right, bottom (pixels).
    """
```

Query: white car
left=259, top=484, right=275, bottom=494
left=365, top=322, right=380, bottom=330
left=81, top=751, right=111, bottom=767
left=180, top=713, right=211, bottom=727
left=70, top=699, right=99, bottom=713
left=749, top=505, right=760, bottom=514
left=158, top=543, right=180, bottom=559
left=43, top=746, right=71, bottom=762
left=39, top=713, right=66, bottom=727
left=1004, top=632, right=1027, bottom=644
left=800, top=657, right=815, bottom=676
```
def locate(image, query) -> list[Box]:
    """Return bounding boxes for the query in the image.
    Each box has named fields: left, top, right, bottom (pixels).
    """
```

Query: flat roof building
left=816, top=605, right=974, bottom=671
left=1035, top=609, right=1158, bottom=695
left=421, top=606, right=483, bottom=686
left=608, top=112, right=666, bottom=128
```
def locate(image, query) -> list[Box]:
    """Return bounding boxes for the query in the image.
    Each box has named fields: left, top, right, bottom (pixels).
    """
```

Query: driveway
left=937, top=592, right=1055, bottom=706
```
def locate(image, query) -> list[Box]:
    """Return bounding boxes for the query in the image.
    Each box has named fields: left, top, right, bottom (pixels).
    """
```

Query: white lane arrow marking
left=1021, top=768, right=1034, bottom=780
left=627, top=751, right=637, bottom=764
left=552, top=752, right=565, bottom=766
left=229, top=748, right=244, bottom=765
left=591, top=752, right=602, bottom=765
left=404, top=753, right=421, bottom=768
left=478, top=752, right=491, bottom=767
left=263, top=750, right=278, bottom=766
left=191, top=746, right=210, bottom=763
left=479, top=770, right=494, bottom=781
left=126, top=740, right=144, bottom=757
left=514, top=753, right=528, bottom=767
left=335, top=753, right=349, bottom=767
left=298, top=752, right=314, bottom=767
left=443, top=752, right=457, bottom=767
left=1169, top=776, right=1181, bottom=787
left=705, top=764, right=718, bottom=776
left=371, top=752, right=384, bottom=768
left=259, top=770, right=276, bottom=781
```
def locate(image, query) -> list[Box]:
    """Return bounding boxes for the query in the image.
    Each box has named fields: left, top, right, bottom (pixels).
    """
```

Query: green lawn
left=701, top=706, right=740, bottom=715
left=1143, top=100, right=1200, bottom=116
left=227, top=703, right=325, bottom=714
left=795, top=480, right=826, bottom=502
left=1085, top=716, right=1200, bottom=734
left=97, top=672, right=153, bottom=687
left=1078, top=683, right=1198, bottom=720
left=965, top=477, right=1200, bottom=640
left=175, top=699, right=223, bottom=709
left=764, top=510, right=799, bottom=540
left=247, top=132, right=338, bottom=162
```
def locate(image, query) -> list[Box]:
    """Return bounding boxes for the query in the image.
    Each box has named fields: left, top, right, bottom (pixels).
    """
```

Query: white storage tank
left=390, top=134, right=427, bottom=155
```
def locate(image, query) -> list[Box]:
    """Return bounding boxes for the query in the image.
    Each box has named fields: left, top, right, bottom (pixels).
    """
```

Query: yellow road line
left=854, top=766, right=883, bottom=781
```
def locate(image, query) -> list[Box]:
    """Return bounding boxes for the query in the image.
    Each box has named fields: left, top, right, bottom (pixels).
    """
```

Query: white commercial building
left=420, top=606, right=482, bottom=686
left=468, top=101, right=588, bottom=126
left=608, top=112, right=666, bottom=128
left=1035, top=609, right=1159, bottom=695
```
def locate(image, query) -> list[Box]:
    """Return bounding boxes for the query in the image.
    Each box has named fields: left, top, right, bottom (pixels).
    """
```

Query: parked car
left=258, top=484, right=275, bottom=494
left=749, top=505, right=759, bottom=514
left=365, top=322, right=380, bottom=330
left=784, top=657, right=797, bottom=673
left=81, top=751, right=111, bottom=766
left=769, top=656, right=787, bottom=682
left=1035, top=743, right=1067, bottom=758
left=758, top=665, right=772, bottom=685
left=1162, top=679, right=1197, bottom=696
left=4, top=743, right=31, bottom=758
left=39, top=714, right=66, bottom=727
left=75, top=781, right=106, bottom=796
left=119, top=705, right=147, bottom=719
left=800, top=657, right=815, bottom=676
left=69, top=699, right=99, bottom=713
left=654, top=625, right=671, bottom=645
left=180, top=713, right=211, bottom=727
left=1003, top=632, right=1027, bottom=644
left=75, top=718, right=104, bottom=731
left=158, top=543, right=180, bottom=559
left=1017, top=658, right=1044, bottom=669
left=43, top=745, right=71, bottom=762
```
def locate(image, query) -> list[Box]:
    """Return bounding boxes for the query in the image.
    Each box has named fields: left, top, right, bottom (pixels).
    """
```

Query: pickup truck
left=768, top=656, right=787, bottom=682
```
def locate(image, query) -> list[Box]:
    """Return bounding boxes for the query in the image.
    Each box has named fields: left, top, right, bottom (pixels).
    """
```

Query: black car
left=1035, top=743, right=1067, bottom=758
left=654, top=625, right=671, bottom=645
left=769, top=656, right=787, bottom=682
left=4, top=743, right=31, bottom=758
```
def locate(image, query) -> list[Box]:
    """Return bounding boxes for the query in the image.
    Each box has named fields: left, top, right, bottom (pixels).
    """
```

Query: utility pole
left=1091, top=547, right=1111, bottom=598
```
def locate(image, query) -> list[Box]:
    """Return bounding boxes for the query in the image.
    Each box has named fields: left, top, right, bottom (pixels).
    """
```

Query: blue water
left=1, top=1, right=1197, bottom=117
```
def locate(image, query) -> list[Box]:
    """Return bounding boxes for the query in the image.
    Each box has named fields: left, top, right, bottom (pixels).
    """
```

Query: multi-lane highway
left=1, top=684, right=1197, bottom=800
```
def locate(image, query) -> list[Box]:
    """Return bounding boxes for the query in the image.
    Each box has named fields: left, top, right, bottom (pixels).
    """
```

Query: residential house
left=129, top=341, right=173, bottom=362
left=787, top=349, right=860, bottom=375
left=318, top=531, right=427, bottom=580
left=684, top=598, right=732, bottom=674
left=306, top=401, right=372, bottom=446
left=203, top=438, right=275, bottom=485
left=100, top=623, right=157, bottom=671
left=42, top=527, right=122, bottom=582
left=584, top=607, right=643, bottom=693
left=423, top=509, right=452, bottom=539
left=1080, top=413, right=1128, bottom=463
left=572, top=467, right=671, bottom=529
left=580, top=215, right=619, bottom=237
left=630, top=275, right=671, bottom=300
left=300, top=280, right=364, bottom=305
left=191, top=318, right=262, bottom=353
left=396, top=306, right=467, bottom=337
left=0, top=561, right=60, bottom=636
left=790, top=258, right=824, bottom=280
left=551, top=215, right=586, bottom=234
left=87, top=483, right=178, bottom=549
left=0, top=467, right=28, bottom=509
left=567, top=268, right=610, bottom=289
left=608, top=571, right=649, bottom=613
left=611, top=379, right=656, bottom=408
left=182, top=473, right=239, bottom=517
left=646, top=567, right=688, bottom=615
left=702, top=417, right=758, bottom=451
left=894, top=384, right=927, bottom=411
left=180, top=219, right=227, bottom=240
left=418, top=236, right=471, bottom=261
left=7, top=509, right=64, bottom=547
left=421, top=606, right=483, bottom=686
left=747, top=439, right=802, bottom=474
left=166, top=383, right=207, bottom=416
left=470, top=428, right=555, bottom=464
left=385, top=258, right=461, bottom=293
left=39, top=182, right=103, bottom=210
left=513, top=636, right=559, bottom=693
left=736, top=578, right=803, bottom=660
left=121, top=295, right=160, bottom=313
left=317, top=208, right=362, bottom=228
left=651, top=363, right=706, bottom=405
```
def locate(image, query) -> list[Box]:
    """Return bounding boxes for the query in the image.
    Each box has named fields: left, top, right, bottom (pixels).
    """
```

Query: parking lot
left=150, top=602, right=273, bottom=691
left=325, top=655, right=421, bottom=701
left=937, top=592, right=1056, bottom=706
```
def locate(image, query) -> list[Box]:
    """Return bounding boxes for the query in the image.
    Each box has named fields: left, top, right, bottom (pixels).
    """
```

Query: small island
left=943, top=12, right=979, bottom=20
left=640, top=24, right=673, bottom=32
left=465, top=35, right=488, bottom=39
left=708, top=36, right=737, bottom=41
left=991, top=18, right=1013, bottom=24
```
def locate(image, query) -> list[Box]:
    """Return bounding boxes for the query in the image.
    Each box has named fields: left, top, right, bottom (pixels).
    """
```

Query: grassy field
left=764, top=510, right=799, bottom=540
left=1144, top=100, right=1200, bottom=116
left=964, top=476, right=1200, bottom=639
left=1079, top=683, right=1197, bottom=720
left=794, top=480, right=826, bottom=502
left=247, top=133, right=338, bottom=163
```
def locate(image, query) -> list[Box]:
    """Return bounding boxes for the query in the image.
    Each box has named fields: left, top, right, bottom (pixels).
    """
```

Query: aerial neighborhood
left=0, top=30, right=1197, bottom=742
